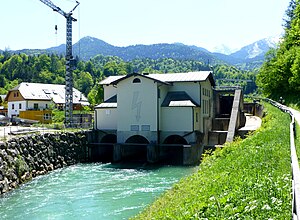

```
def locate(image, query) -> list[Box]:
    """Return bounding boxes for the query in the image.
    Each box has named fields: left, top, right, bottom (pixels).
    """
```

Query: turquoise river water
left=0, top=163, right=196, bottom=220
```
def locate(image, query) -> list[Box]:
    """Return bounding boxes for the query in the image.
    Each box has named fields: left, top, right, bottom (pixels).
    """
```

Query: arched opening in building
left=125, top=135, right=150, bottom=144
left=132, top=78, right=141, bottom=83
left=163, top=135, right=188, bottom=145
left=91, top=134, right=117, bottom=162
left=101, top=134, right=117, bottom=143
left=161, top=135, right=187, bottom=164
left=123, top=135, right=149, bottom=162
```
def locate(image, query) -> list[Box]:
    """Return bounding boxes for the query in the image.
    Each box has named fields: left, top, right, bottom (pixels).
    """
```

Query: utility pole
left=39, top=0, right=80, bottom=127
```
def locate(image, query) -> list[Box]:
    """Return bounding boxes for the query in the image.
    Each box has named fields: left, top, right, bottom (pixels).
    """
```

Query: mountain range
left=12, top=36, right=280, bottom=71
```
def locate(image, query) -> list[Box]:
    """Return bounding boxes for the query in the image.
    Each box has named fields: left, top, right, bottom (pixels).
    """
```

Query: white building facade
left=95, top=71, right=215, bottom=148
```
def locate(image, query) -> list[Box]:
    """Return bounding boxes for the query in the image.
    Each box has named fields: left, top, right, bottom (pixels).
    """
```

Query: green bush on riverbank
left=133, top=103, right=292, bottom=219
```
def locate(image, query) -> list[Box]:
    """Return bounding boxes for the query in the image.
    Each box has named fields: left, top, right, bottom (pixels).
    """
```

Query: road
left=0, top=125, right=49, bottom=140
left=239, top=114, right=262, bottom=131
left=288, top=108, right=300, bottom=125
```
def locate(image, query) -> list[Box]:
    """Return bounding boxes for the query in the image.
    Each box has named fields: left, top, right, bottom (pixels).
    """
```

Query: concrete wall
left=95, top=108, right=117, bottom=130
left=168, top=82, right=201, bottom=106
left=201, top=80, right=213, bottom=118
left=194, top=107, right=201, bottom=131
left=117, top=131, right=157, bottom=144
left=103, top=85, right=117, bottom=101
left=158, top=85, right=170, bottom=130
left=161, top=107, right=193, bottom=132
left=117, top=76, right=158, bottom=143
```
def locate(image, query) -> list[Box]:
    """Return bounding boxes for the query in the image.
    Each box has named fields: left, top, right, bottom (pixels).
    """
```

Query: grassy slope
left=133, top=103, right=292, bottom=219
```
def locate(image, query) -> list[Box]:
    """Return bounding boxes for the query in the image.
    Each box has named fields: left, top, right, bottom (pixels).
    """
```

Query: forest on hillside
left=257, top=0, right=300, bottom=104
left=0, top=51, right=257, bottom=106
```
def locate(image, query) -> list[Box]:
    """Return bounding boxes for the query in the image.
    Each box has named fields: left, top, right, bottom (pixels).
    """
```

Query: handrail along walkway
left=265, top=98, right=300, bottom=219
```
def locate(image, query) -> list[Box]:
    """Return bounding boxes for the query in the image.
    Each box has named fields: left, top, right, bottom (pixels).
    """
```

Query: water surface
left=0, top=163, right=195, bottom=220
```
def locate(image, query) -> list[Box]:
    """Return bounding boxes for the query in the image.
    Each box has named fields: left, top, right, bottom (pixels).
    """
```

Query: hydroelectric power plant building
left=93, top=71, right=245, bottom=165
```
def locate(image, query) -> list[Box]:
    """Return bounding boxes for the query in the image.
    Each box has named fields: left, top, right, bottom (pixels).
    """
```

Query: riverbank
left=0, top=132, right=88, bottom=194
left=133, top=103, right=292, bottom=219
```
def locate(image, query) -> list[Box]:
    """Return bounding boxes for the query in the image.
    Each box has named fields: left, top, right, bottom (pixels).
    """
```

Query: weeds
left=133, top=103, right=292, bottom=219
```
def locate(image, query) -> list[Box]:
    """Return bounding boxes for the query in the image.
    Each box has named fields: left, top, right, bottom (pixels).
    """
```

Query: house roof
left=95, top=95, right=117, bottom=109
left=161, top=91, right=200, bottom=107
left=95, top=103, right=117, bottom=108
left=99, top=71, right=215, bottom=86
left=6, top=82, right=89, bottom=105
left=111, top=73, right=171, bottom=86
left=100, top=75, right=124, bottom=85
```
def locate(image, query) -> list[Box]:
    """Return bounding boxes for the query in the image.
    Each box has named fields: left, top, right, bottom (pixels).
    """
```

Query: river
left=0, top=163, right=196, bottom=220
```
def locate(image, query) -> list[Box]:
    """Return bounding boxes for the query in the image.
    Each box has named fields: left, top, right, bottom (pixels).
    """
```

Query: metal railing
left=265, top=98, right=300, bottom=219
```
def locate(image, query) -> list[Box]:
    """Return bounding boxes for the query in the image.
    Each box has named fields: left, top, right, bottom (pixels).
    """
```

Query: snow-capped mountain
left=212, top=44, right=238, bottom=55
left=230, top=36, right=281, bottom=60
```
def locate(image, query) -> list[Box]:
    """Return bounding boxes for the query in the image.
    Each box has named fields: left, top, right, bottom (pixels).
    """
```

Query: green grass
left=133, top=103, right=292, bottom=219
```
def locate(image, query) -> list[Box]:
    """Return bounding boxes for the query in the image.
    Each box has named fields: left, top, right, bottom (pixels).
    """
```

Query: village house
left=5, top=82, right=89, bottom=123
left=94, top=71, right=218, bottom=164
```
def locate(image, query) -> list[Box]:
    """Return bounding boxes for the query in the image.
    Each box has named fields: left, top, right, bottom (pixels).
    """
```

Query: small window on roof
left=133, top=78, right=141, bottom=83
left=43, top=89, right=51, bottom=94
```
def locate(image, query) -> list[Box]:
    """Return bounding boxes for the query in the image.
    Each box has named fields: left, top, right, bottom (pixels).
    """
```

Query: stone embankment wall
left=0, top=132, right=88, bottom=195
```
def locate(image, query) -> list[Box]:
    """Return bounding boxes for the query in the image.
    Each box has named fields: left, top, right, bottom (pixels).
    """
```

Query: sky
left=0, top=0, right=291, bottom=52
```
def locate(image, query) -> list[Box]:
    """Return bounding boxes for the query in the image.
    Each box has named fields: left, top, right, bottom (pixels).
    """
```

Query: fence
left=265, top=98, right=300, bottom=219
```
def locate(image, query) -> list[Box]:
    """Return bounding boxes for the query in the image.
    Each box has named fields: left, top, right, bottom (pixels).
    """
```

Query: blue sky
left=0, top=0, right=290, bottom=51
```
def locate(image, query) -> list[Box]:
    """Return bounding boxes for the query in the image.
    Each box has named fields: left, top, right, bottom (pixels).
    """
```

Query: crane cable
left=55, top=12, right=58, bottom=47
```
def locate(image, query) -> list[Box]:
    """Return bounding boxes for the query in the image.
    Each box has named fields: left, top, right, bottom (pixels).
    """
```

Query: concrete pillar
left=147, top=144, right=159, bottom=163
left=86, top=130, right=95, bottom=143
left=113, top=144, right=122, bottom=162
left=183, top=144, right=200, bottom=165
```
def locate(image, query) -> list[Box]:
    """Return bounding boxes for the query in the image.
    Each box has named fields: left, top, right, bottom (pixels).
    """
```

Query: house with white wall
left=5, top=82, right=89, bottom=122
left=94, top=71, right=216, bottom=164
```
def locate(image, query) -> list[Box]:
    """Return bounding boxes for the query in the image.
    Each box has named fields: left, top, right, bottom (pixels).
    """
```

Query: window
left=19, top=103, right=22, bottom=109
left=44, top=113, right=51, bottom=120
left=34, top=103, right=38, bottom=110
left=203, top=100, right=209, bottom=115
left=196, top=112, right=199, bottom=123
left=141, top=125, right=150, bottom=131
left=133, top=78, right=141, bottom=83
left=130, top=125, right=139, bottom=131
left=45, top=104, right=48, bottom=109
left=12, top=104, right=14, bottom=110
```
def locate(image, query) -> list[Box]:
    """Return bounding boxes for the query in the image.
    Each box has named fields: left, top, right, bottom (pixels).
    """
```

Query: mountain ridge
left=7, top=36, right=279, bottom=70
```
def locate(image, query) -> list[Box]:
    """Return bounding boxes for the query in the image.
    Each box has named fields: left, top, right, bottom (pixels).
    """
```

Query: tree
left=284, top=0, right=297, bottom=30
left=39, top=70, right=53, bottom=84
left=88, top=85, right=103, bottom=105
left=75, top=71, right=93, bottom=96
left=257, top=1, right=300, bottom=100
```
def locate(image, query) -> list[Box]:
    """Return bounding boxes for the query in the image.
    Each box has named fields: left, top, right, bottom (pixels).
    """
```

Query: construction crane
left=39, top=0, right=80, bottom=128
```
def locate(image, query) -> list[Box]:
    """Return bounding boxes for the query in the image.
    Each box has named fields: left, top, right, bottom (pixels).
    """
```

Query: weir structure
left=87, top=130, right=202, bottom=165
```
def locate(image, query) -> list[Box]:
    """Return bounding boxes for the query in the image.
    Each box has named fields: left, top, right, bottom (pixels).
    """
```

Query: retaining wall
left=0, top=131, right=88, bottom=195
